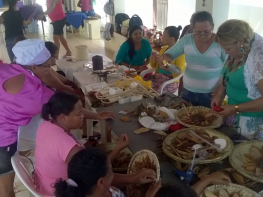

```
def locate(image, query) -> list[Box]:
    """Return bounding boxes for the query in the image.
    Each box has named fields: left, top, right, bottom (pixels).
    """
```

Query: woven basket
left=97, top=143, right=133, bottom=172
left=176, top=106, right=223, bottom=129
left=229, top=140, right=263, bottom=183
left=127, top=149, right=160, bottom=197
left=199, top=183, right=260, bottom=197
left=163, top=128, right=234, bottom=164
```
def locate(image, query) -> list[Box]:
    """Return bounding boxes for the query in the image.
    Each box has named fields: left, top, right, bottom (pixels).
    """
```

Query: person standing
left=38, top=0, right=72, bottom=57
left=0, top=0, right=30, bottom=62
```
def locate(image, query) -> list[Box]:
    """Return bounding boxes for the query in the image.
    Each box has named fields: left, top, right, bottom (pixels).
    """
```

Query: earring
left=240, top=45, right=245, bottom=53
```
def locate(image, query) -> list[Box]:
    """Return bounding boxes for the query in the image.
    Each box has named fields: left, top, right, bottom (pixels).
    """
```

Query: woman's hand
left=161, top=54, right=172, bottom=64
left=23, top=20, right=31, bottom=26
left=115, top=134, right=129, bottom=151
left=97, top=111, right=114, bottom=120
left=146, top=179, right=162, bottom=197
left=37, top=13, right=45, bottom=20
left=203, top=172, right=231, bottom=186
left=132, top=168, right=157, bottom=184
left=211, top=86, right=220, bottom=97
left=211, top=95, right=224, bottom=108
left=218, top=105, right=236, bottom=117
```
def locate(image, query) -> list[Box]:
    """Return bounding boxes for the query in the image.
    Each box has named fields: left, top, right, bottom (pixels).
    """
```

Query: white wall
left=228, top=0, right=263, bottom=36
left=113, top=0, right=153, bottom=29
left=167, top=0, right=196, bottom=29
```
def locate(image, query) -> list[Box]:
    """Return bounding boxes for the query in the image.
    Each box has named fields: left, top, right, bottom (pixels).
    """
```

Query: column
left=196, top=0, right=230, bottom=32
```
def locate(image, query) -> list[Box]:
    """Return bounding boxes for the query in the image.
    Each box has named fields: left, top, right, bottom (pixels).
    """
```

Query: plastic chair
left=11, top=155, right=53, bottom=197
left=140, top=69, right=185, bottom=94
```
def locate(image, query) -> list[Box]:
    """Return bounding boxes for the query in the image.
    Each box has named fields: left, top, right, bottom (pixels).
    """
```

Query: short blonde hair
left=216, top=20, right=254, bottom=64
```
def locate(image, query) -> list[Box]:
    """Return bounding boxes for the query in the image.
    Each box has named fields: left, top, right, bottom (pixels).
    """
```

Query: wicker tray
left=176, top=106, right=223, bottom=129
left=97, top=143, right=133, bottom=172
left=163, top=128, right=234, bottom=164
left=127, top=149, right=160, bottom=197
left=229, top=140, right=263, bottom=183
left=199, top=183, right=260, bottom=197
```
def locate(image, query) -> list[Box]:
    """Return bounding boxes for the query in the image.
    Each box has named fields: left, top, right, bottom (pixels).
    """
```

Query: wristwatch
left=235, top=105, right=240, bottom=114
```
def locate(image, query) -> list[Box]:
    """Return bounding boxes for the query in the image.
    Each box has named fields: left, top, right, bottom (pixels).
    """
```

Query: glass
left=193, top=28, right=213, bottom=37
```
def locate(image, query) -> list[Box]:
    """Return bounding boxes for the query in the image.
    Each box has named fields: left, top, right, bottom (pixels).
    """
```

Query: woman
left=145, top=172, right=231, bottom=197
left=77, top=0, right=101, bottom=18
left=150, top=26, right=185, bottom=93
left=0, top=0, right=30, bottom=62
left=55, top=148, right=125, bottom=197
left=35, top=92, right=156, bottom=196
left=162, top=11, right=226, bottom=107
left=116, top=25, right=152, bottom=73
left=212, top=20, right=263, bottom=139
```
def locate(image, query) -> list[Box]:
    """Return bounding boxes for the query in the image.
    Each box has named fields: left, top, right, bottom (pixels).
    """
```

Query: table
left=19, top=4, right=46, bottom=37
left=66, top=12, right=88, bottom=29
left=97, top=95, right=263, bottom=193
left=56, top=53, right=113, bottom=81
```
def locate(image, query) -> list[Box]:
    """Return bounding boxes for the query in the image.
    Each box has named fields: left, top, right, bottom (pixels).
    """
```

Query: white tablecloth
left=56, top=53, right=113, bottom=81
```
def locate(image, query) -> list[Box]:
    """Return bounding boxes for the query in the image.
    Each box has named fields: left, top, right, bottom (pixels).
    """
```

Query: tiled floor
left=0, top=6, right=114, bottom=196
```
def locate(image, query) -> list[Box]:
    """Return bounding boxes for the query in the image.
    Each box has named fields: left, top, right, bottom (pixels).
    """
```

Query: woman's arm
left=211, top=82, right=226, bottom=108
left=82, top=110, right=114, bottom=120
left=38, top=0, right=59, bottom=20
left=162, top=37, right=186, bottom=63
left=108, top=134, right=129, bottom=163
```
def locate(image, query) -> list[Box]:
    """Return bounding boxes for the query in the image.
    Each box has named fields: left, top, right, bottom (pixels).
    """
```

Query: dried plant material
left=231, top=172, right=245, bottom=185
left=204, top=190, right=218, bottom=197
left=219, top=188, right=230, bottom=197
left=153, top=130, right=167, bottom=136
left=120, top=116, right=131, bottom=122
left=159, top=111, right=168, bottom=118
left=134, top=128, right=149, bottom=134
left=107, top=150, right=132, bottom=169
left=232, top=193, right=240, bottom=197
left=241, top=145, right=263, bottom=177
left=198, top=167, right=211, bottom=179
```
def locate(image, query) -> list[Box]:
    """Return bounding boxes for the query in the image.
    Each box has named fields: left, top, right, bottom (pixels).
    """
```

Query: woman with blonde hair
left=212, top=19, right=263, bottom=139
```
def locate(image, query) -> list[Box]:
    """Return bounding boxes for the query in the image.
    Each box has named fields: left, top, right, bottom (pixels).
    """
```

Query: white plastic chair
left=11, top=155, right=53, bottom=197
left=140, top=69, right=185, bottom=94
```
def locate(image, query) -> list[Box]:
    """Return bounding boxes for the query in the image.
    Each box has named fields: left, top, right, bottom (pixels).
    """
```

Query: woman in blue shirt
left=116, top=25, right=152, bottom=72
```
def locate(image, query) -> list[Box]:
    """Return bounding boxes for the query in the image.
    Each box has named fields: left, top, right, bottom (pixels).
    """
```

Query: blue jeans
left=83, top=10, right=96, bottom=17
left=6, top=36, right=19, bottom=62
left=181, top=88, right=213, bottom=108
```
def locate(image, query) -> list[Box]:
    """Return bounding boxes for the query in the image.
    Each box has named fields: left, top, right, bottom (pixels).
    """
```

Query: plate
left=139, top=116, right=169, bottom=130
left=97, top=143, right=133, bottom=172
left=229, top=140, right=263, bottom=183
left=199, top=183, right=260, bottom=197
left=176, top=106, right=223, bottom=129
left=127, top=149, right=160, bottom=197
left=163, top=128, right=234, bottom=164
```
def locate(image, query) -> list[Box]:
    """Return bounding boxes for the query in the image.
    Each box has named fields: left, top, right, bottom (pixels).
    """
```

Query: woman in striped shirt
left=162, top=11, right=226, bottom=108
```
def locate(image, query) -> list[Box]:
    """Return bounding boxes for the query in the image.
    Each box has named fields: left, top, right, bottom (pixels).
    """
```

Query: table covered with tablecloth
left=66, top=11, right=88, bottom=29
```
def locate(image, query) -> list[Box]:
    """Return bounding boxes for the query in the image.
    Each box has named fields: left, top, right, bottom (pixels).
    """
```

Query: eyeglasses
left=193, top=28, right=213, bottom=37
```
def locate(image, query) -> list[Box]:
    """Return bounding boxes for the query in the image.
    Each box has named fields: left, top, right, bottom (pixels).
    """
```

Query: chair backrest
left=11, top=155, right=44, bottom=197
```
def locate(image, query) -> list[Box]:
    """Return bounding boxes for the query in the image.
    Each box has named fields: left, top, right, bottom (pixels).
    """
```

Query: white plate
left=139, top=116, right=168, bottom=130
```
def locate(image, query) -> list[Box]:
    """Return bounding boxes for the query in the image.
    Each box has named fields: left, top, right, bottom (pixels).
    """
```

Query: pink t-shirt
left=34, top=121, right=83, bottom=196
left=47, top=0, right=66, bottom=22
left=81, top=0, right=91, bottom=11
left=0, top=64, right=53, bottom=147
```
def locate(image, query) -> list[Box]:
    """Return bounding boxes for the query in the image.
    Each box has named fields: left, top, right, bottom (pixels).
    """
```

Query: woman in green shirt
left=212, top=19, right=263, bottom=140
left=116, top=25, right=152, bottom=73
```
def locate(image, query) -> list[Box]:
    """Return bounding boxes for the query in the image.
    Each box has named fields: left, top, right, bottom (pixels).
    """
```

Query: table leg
left=100, top=120, right=107, bottom=143
left=41, top=21, right=45, bottom=41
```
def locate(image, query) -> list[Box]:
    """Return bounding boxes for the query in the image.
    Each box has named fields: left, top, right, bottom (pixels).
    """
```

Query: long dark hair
left=155, top=182, right=197, bottom=197
left=7, top=0, right=17, bottom=11
left=41, top=92, right=80, bottom=121
left=54, top=148, right=108, bottom=197
left=127, top=25, right=142, bottom=60
left=190, top=11, right=214, bottom=28
left=164, top=26, right=182, bottom=42
left=45, top=41, right=58, bottom=56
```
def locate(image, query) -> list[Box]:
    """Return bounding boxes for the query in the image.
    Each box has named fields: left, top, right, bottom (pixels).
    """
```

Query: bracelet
left=235, top=105, right=240, bottom=114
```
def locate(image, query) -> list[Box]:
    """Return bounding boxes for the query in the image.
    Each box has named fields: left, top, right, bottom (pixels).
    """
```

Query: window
left=156, top=0, right=168, bottom=30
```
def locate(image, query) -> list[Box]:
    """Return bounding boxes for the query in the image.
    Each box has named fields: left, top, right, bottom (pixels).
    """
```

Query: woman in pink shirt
left=38, top=0, right=72, bottom=57
left=77, top=0, right=101, bottom=18
left=35, top=92, right=156, bottom=196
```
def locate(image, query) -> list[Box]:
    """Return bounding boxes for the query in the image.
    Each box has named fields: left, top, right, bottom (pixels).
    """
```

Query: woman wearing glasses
left=162, top=11, right=226, bottom=108
left=211, top=20, right=263, bottom=140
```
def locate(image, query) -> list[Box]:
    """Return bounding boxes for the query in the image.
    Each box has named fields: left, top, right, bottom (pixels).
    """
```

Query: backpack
left=104, top=1, right=114, bottom=16
left=129, top=14, right=143, bottom=28
left=115, top=13, right=130, bottom=34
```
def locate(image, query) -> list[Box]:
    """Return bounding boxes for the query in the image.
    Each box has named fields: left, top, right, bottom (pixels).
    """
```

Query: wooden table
left=97, top=95, right=263, bottom=193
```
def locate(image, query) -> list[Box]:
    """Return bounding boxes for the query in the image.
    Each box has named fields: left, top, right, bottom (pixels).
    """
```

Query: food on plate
left=107, top=150, right=132, bottom=169
left=241, top=145, right=263, bottom=177
left=128, top=152, right=159, bottom=197
left=120, top=116, right=132, bottom=122
left=166, top=130, right=223, bottom=160
left=134, top=128, right=150, bottom=134
left=180, top=108, right=218, bottom=126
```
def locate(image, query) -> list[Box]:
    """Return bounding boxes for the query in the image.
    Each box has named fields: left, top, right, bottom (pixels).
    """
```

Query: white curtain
left=157, top=0, right=168, bottom=30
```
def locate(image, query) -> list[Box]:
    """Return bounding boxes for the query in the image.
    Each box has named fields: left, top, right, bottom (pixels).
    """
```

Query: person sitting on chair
left=149, top=26, right=185, bottom=93
left=77, top=0, right=101, bottom=18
